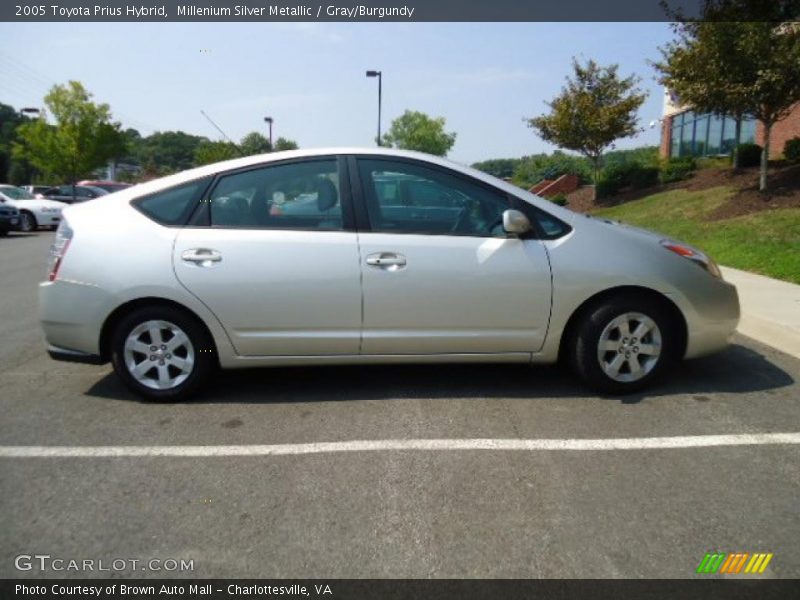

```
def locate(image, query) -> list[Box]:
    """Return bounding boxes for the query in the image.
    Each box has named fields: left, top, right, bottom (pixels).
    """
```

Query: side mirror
left=502, top=209, right=532, bottom=236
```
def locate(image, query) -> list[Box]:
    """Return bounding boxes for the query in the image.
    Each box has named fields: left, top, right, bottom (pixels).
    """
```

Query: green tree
left=240, top=131, right=272, bottom=155
left=656, top=3, right=800, bottom=190
left=273, top=137, right=299, bottom=151
left=527, top=59, right=647, bottom=191
left=13, top=81, right=126, bottom=185
left=382, top=110, right=457, bottom=156
left=194, top=141, right=240, bottom=166
left=134, top=130, right=209, bottom=174
left=511, top=151, right=592, bottom=189
left=471, top=158, right=522, bottom=179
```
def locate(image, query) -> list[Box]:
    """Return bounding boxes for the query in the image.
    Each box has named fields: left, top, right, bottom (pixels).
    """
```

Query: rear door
left=351, top=156, right=552, bottom=355
left=171, top=157, right=363, bottom=357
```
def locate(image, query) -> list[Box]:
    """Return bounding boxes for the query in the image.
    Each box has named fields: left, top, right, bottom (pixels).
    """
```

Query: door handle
left=181, top=248, right=222, bottom=266
left=365, top=253, right=407, bottom=269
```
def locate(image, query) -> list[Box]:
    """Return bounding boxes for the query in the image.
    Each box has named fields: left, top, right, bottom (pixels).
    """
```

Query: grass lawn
left=592, top=186, right=800, bottom=284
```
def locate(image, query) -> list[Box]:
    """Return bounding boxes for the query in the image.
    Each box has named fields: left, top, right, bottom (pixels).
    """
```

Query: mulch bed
left=704, top=164, right=800, bottom=221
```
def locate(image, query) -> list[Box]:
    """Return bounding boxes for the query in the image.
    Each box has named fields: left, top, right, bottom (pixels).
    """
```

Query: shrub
left=596, top=162, right=659, bottom=198
left=549, top=193, right=568, bottom=206
left=512, top=150, right=592, bottom=188
left=736, top=143, right=762, bottom=168
left=784, top=137, right=800, bottom=163
left=660, top=156, right=696, bottom=184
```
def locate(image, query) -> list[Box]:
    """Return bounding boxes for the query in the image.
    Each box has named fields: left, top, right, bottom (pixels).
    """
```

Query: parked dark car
left=77, top=180, right=133, bottom=193
left=41, top=185, right=109, bottom=204
left=0, top=203, right=21, bottom=235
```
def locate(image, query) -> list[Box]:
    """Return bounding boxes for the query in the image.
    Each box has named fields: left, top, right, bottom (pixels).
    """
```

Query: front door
left=353, top=157, right=552, bottom=355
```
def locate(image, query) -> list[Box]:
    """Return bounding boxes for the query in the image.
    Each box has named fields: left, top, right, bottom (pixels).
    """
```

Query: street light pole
left=366, top=70, right=382, bottom=146
left=264, top=116, right=274, bottom=149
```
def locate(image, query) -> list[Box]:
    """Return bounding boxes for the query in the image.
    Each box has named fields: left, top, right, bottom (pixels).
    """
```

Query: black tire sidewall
left=572, top=296, right=677, bottom=395
left=111, top=306, right=215, bottom=401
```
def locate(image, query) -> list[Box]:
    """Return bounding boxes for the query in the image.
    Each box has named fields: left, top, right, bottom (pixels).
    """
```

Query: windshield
left=0, top=187, right=35, bottom=200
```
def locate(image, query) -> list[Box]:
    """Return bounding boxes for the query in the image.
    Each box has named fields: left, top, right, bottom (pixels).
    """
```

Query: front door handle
left=365, top=252, right=407, bottom=270
left=181, top=248, right=222, bottom=267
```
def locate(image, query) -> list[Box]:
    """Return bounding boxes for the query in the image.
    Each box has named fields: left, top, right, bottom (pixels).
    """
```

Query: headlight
left=660, top=240, right=722, bottom=279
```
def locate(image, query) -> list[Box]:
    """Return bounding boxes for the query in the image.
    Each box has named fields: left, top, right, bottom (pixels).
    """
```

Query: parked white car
left=0, top=185, right=67, bottom=232
left=39, top=148, right=739, bottom=401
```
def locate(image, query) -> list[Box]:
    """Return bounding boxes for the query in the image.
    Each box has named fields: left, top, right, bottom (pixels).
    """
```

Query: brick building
left=659, top=89, right=800, bottom=160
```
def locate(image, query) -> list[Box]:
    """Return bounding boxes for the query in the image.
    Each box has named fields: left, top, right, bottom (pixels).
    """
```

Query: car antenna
left=200, top=110, right=245, bottom=156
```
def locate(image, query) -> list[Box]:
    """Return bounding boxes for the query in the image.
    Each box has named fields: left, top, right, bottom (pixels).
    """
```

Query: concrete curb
left=720, top=266, right=800, bottom=359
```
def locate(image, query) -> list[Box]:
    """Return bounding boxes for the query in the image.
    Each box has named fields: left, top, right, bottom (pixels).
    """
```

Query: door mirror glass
left=502, top=209, right=531, bottom=235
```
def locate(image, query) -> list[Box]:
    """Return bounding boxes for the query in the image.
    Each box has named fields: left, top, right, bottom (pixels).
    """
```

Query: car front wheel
left=570, top=296, right=677, bottom=394
left=111, top=306, right=216, bottom=401
left=19, top=211, right=36, bottom=232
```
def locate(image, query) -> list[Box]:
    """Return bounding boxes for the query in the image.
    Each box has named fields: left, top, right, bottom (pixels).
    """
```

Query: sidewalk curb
left=721, top=266, right=800, bottom=360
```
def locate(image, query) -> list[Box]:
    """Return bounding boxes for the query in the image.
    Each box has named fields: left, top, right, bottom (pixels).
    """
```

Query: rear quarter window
left=133, top=179, right=209, bottom=226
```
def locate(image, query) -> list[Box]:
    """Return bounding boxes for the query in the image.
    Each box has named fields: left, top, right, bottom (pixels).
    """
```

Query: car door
left=351, top=156, right=552, bottom=355
left=171, top=157, right=362, bottom=357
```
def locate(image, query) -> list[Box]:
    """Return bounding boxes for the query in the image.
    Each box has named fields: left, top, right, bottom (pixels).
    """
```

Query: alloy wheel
left=20, top=213, right=35, bottom=232
left=596, top=312, right=662, bottom=383
left=123, top=320, right=195, bottom=390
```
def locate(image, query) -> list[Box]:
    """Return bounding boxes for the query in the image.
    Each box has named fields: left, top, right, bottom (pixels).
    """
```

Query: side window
left=135, top=179, right=207, bottom=226
left=357, top=159, right=509, bottom=237
left=209, top=160, right=342, bottom=230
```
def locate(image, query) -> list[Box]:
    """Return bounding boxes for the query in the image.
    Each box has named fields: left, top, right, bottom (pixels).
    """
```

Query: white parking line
left=2, top=432, right=800, bottom=457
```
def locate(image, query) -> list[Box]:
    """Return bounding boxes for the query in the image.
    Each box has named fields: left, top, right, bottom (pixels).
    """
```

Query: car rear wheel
left=570, top=296, right=677, bottom=394
left=111, top=306, right=216, bottom=401
left=19, top=211, right=36, bottom=232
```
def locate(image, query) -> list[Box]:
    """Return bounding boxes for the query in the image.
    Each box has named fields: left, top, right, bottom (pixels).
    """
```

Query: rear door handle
left=365, top=252, right=407, bottom=269
left=181, top=248, right=222, bottom=266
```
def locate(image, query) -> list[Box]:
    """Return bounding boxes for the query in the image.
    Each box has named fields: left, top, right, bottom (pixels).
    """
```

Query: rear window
left=133, top=179, right=208, bottom=226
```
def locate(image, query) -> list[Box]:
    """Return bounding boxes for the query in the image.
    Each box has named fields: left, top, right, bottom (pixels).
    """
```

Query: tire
left=0, top=229, right=8, bottom=237
left=110, top=306, right=216, bottom=401
left=570, top=295, right=678, bottom=394
left=19, top=211, right=37, bottom=232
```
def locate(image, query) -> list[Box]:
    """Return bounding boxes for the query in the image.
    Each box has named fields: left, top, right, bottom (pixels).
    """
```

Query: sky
left=0, top=22, right=675, bottom=165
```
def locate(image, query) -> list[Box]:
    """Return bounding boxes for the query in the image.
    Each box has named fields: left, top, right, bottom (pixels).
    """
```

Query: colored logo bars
left=696, top=552, right=773, bottom=575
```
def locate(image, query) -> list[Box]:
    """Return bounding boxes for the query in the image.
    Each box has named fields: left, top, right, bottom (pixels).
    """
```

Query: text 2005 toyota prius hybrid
left=39, top=148, right=739, bottom=401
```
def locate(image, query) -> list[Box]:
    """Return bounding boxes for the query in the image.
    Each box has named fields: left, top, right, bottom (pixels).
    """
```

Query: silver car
left=39, top=148, right=739, bottom=401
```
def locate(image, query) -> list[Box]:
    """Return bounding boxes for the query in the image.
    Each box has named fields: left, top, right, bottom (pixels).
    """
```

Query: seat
left=316, top=178, right=342, bottom=229
left=213, top=194, right=249, bottom=226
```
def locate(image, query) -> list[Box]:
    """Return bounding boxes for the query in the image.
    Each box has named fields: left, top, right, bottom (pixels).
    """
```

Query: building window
left=707, top=115, right=723, bottom=155
left=670, top=110, right=758, bottom=158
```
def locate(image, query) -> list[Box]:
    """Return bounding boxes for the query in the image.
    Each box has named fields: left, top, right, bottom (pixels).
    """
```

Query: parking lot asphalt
left=1, top=231, right=799, bottom=578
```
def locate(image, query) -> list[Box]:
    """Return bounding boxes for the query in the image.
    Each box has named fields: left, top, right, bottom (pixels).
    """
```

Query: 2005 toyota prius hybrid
left=39, top=148, right=739, bottom=400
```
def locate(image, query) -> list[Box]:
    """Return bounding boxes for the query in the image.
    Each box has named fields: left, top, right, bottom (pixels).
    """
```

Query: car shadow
left=0, top=232, right=39, bottom=240
left=85, top=341, right=795, bottom=405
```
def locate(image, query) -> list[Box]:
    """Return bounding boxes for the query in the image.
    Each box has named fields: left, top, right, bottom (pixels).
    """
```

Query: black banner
left=3, top=579, right=800, bottom=600
left=3, top=0, right=799, bottom=23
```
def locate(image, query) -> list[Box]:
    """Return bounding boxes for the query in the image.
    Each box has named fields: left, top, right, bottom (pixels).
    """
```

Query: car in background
left=0, top=202, right=20, bottom=236
left=20, top=185, right=53, bottom=198
left=77, top=180, right=133, bottom=194
left=0, top=185, right=68, bottom=232
left=41, top=185, right=108, bottom=204
left=39, top=147, right=739, bottom=401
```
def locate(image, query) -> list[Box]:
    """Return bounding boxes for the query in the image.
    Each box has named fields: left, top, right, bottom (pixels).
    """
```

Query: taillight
left=47, top=219, right=73, bottom=281
left=660, top=239, right=722, bottom=279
